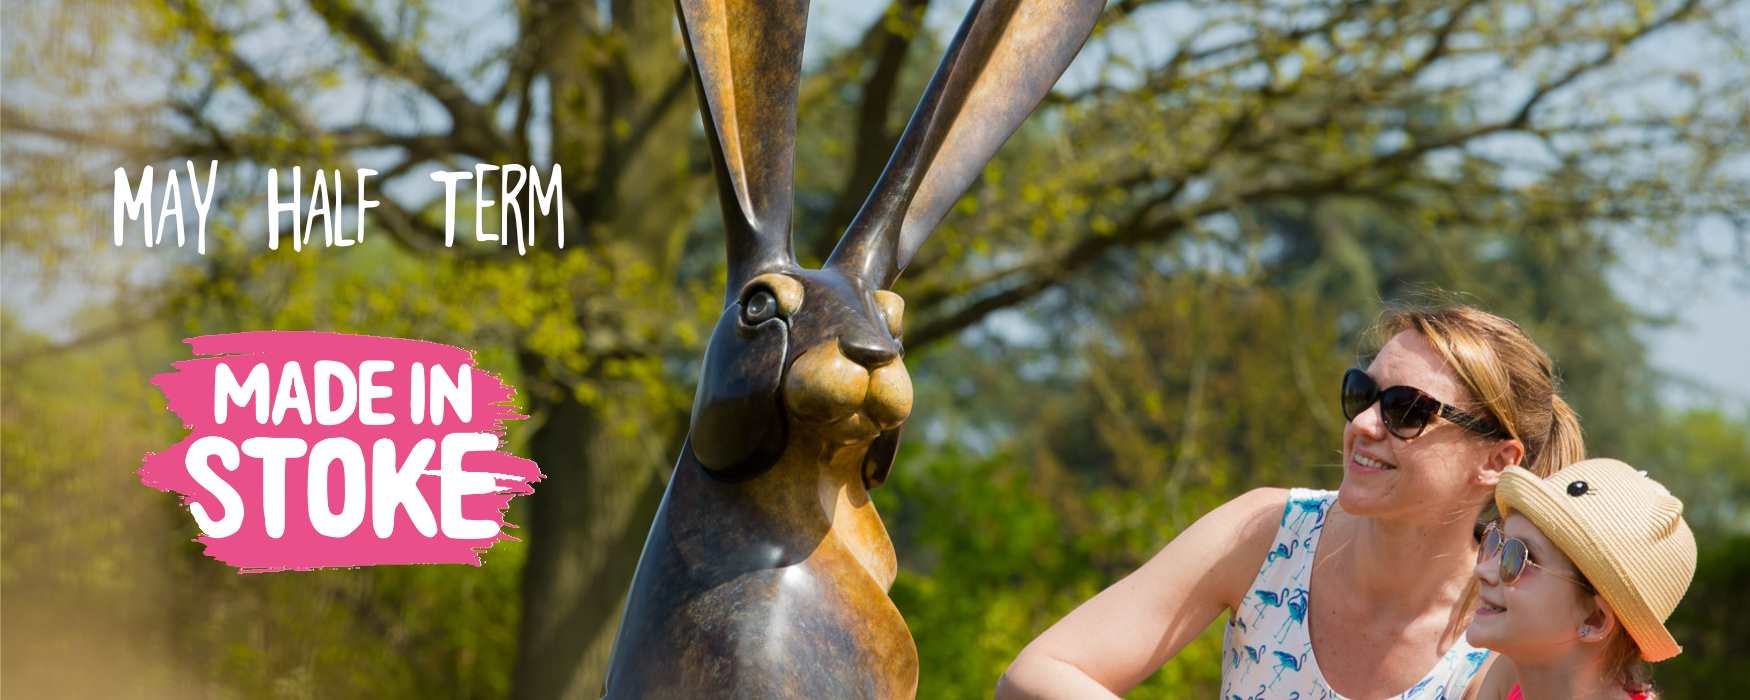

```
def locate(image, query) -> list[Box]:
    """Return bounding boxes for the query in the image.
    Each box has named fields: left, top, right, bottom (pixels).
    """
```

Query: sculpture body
left=603, top=1, right=1103, bottom=697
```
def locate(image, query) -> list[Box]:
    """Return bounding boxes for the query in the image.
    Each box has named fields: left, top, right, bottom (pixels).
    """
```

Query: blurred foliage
left=1660, top=534, right=1750, bottom=698
left=4, top=0, right=1748, bottom=697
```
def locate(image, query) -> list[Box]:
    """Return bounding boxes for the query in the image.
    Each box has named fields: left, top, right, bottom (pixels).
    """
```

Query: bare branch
left=304, top=0, right=506, bottom=157
left=166, top=0, right=316, bottom=135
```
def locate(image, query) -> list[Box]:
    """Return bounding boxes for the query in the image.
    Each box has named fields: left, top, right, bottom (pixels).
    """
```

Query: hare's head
left=680, top=0, right=1103, bottom=488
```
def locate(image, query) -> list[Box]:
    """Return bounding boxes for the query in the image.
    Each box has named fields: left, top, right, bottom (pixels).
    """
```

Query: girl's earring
left=1578, top=625, right=1592, bottom=638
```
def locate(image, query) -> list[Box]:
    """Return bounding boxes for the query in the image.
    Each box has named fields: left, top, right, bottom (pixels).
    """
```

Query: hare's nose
left=839, top=333, right=899, bottom=369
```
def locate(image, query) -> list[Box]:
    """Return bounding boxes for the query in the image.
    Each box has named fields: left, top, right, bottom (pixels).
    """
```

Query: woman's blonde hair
left=1370, top=303, right=1585, bottom=479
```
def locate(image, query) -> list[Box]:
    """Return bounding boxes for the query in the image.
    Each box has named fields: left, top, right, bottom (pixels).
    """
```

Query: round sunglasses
left=1340, top=368, right=1508, bottom=440
left=1479, top=521, right=1591, bottom=589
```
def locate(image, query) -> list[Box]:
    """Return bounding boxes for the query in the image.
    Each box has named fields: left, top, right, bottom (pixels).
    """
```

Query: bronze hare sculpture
left=603, top=0, right=1101, bottom=697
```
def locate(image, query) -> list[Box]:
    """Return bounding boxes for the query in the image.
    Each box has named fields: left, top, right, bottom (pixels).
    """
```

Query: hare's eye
left=742, top=289, right=778, bottom=324
left=740, top=273, right=803, bottom=318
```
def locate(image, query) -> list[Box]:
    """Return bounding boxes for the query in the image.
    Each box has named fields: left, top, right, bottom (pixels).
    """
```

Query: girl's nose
left=1473, top=553, right=1499, bottom=585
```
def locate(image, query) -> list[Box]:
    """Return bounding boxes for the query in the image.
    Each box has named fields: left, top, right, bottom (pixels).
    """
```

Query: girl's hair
left=1600, top=624, right=1656, bottom=696
left=1573, top=573, right=1656, bottom=696
left=1369, top=302, right=1585, bottom=480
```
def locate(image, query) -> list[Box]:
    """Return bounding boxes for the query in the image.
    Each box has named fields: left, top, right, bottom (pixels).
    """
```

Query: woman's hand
left=994, top=487, right=1288, bottom=698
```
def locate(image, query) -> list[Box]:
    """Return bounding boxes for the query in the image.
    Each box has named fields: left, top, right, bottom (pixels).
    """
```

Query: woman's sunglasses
left=1340, top=368, right=1507, bottom=440
left=1479, top=521, right=1591, bottom=589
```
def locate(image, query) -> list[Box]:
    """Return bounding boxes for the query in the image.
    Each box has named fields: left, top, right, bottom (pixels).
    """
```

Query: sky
left=1612, top=220, right=1750, bottom=410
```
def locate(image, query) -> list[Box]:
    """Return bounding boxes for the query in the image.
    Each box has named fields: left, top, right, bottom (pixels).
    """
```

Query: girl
left=1467, top=458, right=1696, bottom=700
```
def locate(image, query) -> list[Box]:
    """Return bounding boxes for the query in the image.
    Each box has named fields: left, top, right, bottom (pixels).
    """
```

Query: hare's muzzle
left=783, top=342, right=912, bottom=442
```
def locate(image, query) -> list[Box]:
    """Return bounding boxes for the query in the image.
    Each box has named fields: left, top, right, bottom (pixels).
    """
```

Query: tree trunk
left=511, top=389, right=669, bottom=699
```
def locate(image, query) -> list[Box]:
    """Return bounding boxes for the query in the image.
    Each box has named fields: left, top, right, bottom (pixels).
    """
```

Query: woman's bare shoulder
left=1224, top=487, right=1293, bottom=546
left=1230, top=486, right=1293, bottom=517
left=1183, top=487, right=1291, bottom=607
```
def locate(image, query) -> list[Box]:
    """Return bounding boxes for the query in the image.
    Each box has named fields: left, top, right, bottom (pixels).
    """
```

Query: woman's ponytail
left=1528, top=393, right=1585, bottom=477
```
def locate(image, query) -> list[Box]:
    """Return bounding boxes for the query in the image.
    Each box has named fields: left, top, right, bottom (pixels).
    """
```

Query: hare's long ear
left=827, top=0, right=1103, bottom=289
left=676, top=0, right=809, bottom=299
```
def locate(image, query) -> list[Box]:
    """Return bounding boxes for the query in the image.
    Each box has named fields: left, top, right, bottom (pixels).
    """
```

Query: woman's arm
left=994, top=487, right=1288, bottom=699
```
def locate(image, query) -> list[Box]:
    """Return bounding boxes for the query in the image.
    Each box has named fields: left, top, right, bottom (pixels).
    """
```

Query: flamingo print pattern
left=1220, top=489, right=1490, bottom=699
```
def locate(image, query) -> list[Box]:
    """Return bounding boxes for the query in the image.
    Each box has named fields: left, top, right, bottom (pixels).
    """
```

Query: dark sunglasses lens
left=1502, top=538, right=1527, bottom=583
left=1379, top=387, right=1437, bottom=439
left=1341, top=370, right=1376, bottom=421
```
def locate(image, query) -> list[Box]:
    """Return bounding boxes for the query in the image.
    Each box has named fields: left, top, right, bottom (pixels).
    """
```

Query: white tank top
left=1219, top=489, right=1491, bottom=700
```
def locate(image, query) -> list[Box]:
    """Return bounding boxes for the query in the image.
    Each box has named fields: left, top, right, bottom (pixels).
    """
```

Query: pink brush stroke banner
left=140, top=331, right=542, bottom=573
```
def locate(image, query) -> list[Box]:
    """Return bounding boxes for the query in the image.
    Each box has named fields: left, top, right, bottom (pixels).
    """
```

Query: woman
left=1467, top=458, right=1696, bottom=699
left=996, top=304, right=1584, bottom=699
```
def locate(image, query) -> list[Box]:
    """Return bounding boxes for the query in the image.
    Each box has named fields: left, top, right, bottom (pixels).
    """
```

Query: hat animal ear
left=827, top=0, right=1105, bottom=288
left=676, top=0, right=809, bottom=299
left=1651, top=491, right=1686, bottom=539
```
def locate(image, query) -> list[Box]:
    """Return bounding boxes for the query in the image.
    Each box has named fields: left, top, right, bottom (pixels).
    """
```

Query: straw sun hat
left=1495, top=458, right=1697, bottom=662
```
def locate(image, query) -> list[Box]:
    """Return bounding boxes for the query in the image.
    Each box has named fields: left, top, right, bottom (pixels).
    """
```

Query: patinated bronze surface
left=602, top=1, right=1102, bottom=697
